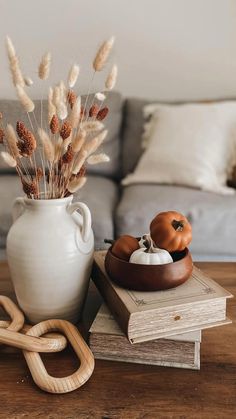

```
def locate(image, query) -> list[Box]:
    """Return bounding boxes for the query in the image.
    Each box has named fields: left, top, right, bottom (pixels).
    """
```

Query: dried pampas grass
left=54, top=137, right=63, bottom=162
left=95, top=92, right=106, bottom=101
left=60, top=121, right=72, bottom=140
left=57, top=101, right=68, bottom=120
left=68, top=176, right=87, bottom=193
left=24, top=76, right=33, bottom=87
left=48, top=87, right=57, bottom=123
left=68, top=64, right=80, bottom=88
left=71, top=129, right=86, bottom=153
left=6, top=124, right=20, bottom=159
left=67, top=90, right=77, bottom=109
left=93, top=36, right=115, bottom=71
left=38, top=128, right=54, bottom=162
left=80, top=120, right=104, bottom=132
left=105, top=64, right=118, bottom=90
left=87, top=153, right=110, bottom=165
left=52, top=86, right=61, bottom=107
left=16, top=121, right=37, bottom=156
left=38, top=52, right=51, bottom=80
left=0, top=151, right=17, bottom=167
left=59, top=80, right=66, bottom=103
left=6, top=36, right=16, bottom=59
left=69, top=96, right=81, bottom=129
left=6, top=36, right=25, bottom=87
left=0, top=129, right=4, bottom=144
left=72, top=149, right=88, bottom=174
left=83, top=129, right=108, bottom=156
left=16, top=85, right=35, bottom=112
left=50, top=115, right=59, bottom=134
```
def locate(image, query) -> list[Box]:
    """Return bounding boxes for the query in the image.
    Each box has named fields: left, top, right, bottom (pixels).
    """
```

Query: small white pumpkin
left=130, top=235, right=173, bottom=265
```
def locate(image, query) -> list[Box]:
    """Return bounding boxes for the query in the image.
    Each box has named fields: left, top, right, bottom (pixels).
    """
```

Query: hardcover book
left=92, top=251, right=232, bottom=343
left=89, top=304, right=201, bottom=370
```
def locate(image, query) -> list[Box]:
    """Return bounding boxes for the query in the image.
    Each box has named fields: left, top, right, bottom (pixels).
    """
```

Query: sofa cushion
left=121, top=97, right=148, bottom=177
left=0, top=175, right=118, bottom=250
left=115, top=184, right=236, bottom=258
left=0, top=91, right=123, bottom=179
left=121, top=97, right=236, bottom=178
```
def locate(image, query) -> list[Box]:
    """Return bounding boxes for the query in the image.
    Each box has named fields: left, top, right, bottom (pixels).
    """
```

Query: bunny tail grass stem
left=26, top=112, right=40, bottom=191
left=77, top=70, right=95, bottom=135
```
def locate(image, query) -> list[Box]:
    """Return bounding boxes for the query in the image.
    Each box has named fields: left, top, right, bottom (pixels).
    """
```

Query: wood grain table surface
left=0, top=261, right=235, bottom=419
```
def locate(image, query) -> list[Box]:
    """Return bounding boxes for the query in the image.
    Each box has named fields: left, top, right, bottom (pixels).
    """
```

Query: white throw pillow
left=122, top=102, right=236, bottom=195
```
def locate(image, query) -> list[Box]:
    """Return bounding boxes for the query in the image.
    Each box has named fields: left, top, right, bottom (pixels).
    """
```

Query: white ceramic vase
left=6, top=196, right=94, bottom=324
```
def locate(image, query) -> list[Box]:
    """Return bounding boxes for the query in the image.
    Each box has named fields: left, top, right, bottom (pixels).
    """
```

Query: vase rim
left=22, top=195, right=73, bottom=206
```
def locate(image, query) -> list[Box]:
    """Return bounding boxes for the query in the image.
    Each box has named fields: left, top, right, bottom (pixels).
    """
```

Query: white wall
left=1, top=0, right=236, bottom=100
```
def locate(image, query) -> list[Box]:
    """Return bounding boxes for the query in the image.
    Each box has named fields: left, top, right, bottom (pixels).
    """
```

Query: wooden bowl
left=105, top=247, right=193, bottom=291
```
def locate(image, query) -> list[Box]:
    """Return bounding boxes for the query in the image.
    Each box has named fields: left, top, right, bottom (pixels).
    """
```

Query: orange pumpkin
left=150, top=211, right=192, bottom=252
left=112, top=235, right=140, bottom=261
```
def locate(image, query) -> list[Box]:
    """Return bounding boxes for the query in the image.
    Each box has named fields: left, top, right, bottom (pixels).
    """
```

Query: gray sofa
left=1, top=92, right=236, bottom=261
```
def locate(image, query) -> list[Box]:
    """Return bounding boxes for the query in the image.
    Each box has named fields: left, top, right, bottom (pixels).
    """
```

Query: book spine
left=92, top=263, right=131, bottom=339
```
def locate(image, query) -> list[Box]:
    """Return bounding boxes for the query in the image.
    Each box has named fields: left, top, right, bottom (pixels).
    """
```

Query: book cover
left=89, top=304, right=201, bottom=370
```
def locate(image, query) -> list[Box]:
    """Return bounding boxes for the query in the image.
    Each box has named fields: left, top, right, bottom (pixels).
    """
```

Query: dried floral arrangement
left=0, top=36, right=117, bottom=199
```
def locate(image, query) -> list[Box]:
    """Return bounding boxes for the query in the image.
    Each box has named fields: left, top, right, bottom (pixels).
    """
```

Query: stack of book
left=90, top=251, right=232, bottom=370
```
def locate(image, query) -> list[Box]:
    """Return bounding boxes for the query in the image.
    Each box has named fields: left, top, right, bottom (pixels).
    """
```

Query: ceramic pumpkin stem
left=172, top=219, right=185, bottom=232
left=143, top=235, right=156, bottom=253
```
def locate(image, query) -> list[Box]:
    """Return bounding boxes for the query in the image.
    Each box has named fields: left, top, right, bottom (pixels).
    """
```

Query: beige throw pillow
left=122, top=102, right=236, bottom=195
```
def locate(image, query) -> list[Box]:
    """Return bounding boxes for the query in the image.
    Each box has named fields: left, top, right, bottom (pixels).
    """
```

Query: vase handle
left=12, top=197, right=26, bottom=223
left=67, top=201, right=91, bottom=243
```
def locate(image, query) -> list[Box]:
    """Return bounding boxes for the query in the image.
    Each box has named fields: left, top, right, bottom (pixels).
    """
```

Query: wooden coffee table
left=0, top=260, right=235, bottom=419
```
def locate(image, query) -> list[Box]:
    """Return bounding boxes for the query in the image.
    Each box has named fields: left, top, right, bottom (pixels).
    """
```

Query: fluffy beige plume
left=80, top=120, right=104, bottom=132
left=95, top=92, right=106, bottom=101
left=93, top=36, right=115, bottom=71
left=71, top=129, right=86, bottom=152
left=6, top=36, right=16, bottom=59
left=59, top=81, right=66, bottom=103
left=16, top=85, right=35, bottom=112
left=68, top=176, right=87, bottom=193
left=52, top=86, right=60, bottom=106
left=38, top=128, right=54, bottom=162
left=38, top=52, right=51, bottom=80
left=57, top=101, right=68, bottom=120
left=105, top=64, right=118, bottom=90
left=52, top=86, right=67, bottom=119
left=6, top=36, right=25, bottom=87
left=0, top=151, right=17, bottom=167
left=87, top=153, right=110, bottom=165
left=69, top=96, right=81, bottom=129
left=6, top=124, right=20, bottom=159
left=63, top=133, right=72, bottom=152
left=68, top=64, right=80, bottom=88
left=48, top=87, right=57, bottom=123
left=83, top=129, right=108, bottom=156
left=24, top=76, right=33, bottom=86
left=72, top=149, right=88, bottom=174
